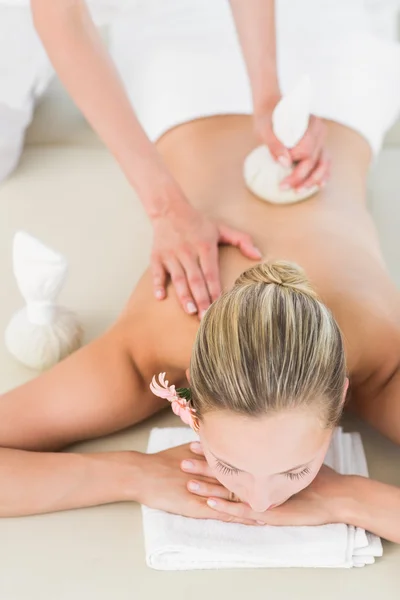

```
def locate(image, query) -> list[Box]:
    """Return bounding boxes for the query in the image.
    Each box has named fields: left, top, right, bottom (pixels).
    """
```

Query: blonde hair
left=189, top=261, right=346, bottom=428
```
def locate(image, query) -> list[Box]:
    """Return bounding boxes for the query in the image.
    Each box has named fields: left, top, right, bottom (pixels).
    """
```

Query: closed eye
left=215, top=461, right=241, bottom=476
left=284, top=466, right=311, bottom=480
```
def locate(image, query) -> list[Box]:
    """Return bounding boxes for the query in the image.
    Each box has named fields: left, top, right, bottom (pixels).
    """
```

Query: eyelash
left=215, top=463, right=311, bottom=480
left=215, top=461, right=240, bottom=476
left=285, top=467, right=311, bottom=480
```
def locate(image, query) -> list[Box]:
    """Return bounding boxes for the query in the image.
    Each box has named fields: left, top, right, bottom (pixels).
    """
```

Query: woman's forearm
left=340, top=476, right=400, bottom=544
left=31, top=0, right=187, bottom=218
left=229, top=0, right=280, bottom=114
left=0, top=447, right=141, bottom=516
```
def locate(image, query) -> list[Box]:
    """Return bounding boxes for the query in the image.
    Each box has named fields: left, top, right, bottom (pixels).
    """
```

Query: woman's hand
left=204, top=465, right=346, bottom=527
left=135, top=444, right=259, bottom=525
left=151, top=201, right=262, bottom=318
left=255, top=101, right=330, bottom=193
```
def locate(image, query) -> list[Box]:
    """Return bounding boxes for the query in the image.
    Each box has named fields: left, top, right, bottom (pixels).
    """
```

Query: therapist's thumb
left=218, top=225, right=262, bottom=260
left=255, top=113, right=291, bottom=168
left=264, top=129, right=292, bottom=168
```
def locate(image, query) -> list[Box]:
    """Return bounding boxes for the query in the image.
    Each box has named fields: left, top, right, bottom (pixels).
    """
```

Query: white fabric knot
left=244, top=76, right=319, bottom=205
left=13, top=231, right=67, bottom=325
left=5, top=231, right=83, bottom=371
left=272, top=75, right=312, bottom=148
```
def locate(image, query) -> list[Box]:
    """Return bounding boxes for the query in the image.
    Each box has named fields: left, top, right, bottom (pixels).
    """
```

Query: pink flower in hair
left=150, top=372, right=199, bottom=431
left=150, top=372, right=178, bottom=401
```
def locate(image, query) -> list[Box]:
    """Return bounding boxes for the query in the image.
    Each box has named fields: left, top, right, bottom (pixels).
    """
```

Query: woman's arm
left=0, top=444, right=257, bottom=520
left=342, top=476, right=400, bottom=544
left=0, top=447, right=141, bottom=516
left=216, top=474, right=400, bottom=544
left=184, top=448, right=400, bottom=544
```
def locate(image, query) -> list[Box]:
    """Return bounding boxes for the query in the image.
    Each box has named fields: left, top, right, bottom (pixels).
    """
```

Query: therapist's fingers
left=281, top=116, right=326, bottom=190
left=151, top=257, right=167, bottom=301
left=163, top=256, right=198, bottom=316
left=254, top=111, right=292, bottom=167
left=218, top=225, right=263, bottom=262
left=193, top=241, right=221, bottom=306
left=300, top=150, right=331, bottom=189
left=265, top=130, right=292, bottom=167
left=282, top=155, right=318, bottom=191
left=179, top=249, right=213, bottom=319
left=290, top=116, right=326, bottom=164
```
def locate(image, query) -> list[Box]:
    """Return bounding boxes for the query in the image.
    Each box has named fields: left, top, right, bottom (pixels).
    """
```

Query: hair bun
left=235, top=261, right=318, bottom=299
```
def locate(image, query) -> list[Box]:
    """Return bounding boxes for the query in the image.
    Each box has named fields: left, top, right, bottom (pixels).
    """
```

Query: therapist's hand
left=254, top=98, right=330, bottom=193
left=151, top=201, right=262, bottom=318
left=281, top=115, right=330, bottom=192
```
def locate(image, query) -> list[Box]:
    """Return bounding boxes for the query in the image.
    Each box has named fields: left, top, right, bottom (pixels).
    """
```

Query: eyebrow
left=211, top=452, right=311, bottom=475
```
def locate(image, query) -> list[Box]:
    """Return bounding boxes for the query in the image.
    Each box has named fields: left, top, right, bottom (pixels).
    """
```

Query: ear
left=185, top=368, right=191, bottom=384
left=342, top=378, right=350, bottom=403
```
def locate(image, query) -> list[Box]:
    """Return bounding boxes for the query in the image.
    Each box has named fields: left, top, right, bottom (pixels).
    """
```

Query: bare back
left=2, top=116, right=399, bottom=452
left=125, top=116, right=399, bottom=392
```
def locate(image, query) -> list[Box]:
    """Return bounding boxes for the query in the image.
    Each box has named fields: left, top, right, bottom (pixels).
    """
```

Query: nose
left=248, top=499, right=274, bottom=513
left=246, top=488, right=275, bottom=513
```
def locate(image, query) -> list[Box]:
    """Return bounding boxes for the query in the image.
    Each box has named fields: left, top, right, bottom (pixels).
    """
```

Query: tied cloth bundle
left=5, top=231, right=83, bottom=371
left=244, top=75, right=319, bottom=204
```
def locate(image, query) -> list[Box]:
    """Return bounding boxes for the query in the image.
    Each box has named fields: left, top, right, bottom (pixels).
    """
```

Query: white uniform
left=109, top=0, right=400, bottom=153
left=0, top=1, right=124, bottom=181
left=0, top=0, right=399, bottom=182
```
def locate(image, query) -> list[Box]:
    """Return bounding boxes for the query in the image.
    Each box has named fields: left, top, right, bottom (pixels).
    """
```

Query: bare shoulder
left=116, top=268, right=199, bottom=386
left=115, top=249, right=255, bottom=386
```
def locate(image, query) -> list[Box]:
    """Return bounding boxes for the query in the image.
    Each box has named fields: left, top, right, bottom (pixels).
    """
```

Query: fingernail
left=257, top=520, right=265, bottom=525
left=190, top=442, right=201, bottom=451
left=188, top=481, right=200, bottom=491
left=207, top=499, right=217, bottom=508
left=278, top=156, right=291, bottom=168
left=200, top=310, right=208, bottom=320
left=186, top=302, right=197, bottom=314
left=280, top=183, right=291, bottom=191
left=155, top=289, right=164, bottom=300
left=297, top=187, right=307, bottom=194
left=181, top=460, right=194, bottom=470
left=254, top=247, right=263, bottom=258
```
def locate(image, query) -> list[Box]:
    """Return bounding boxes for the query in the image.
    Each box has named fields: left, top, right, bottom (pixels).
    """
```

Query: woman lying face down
left=152, top=260, right=348, bottom=512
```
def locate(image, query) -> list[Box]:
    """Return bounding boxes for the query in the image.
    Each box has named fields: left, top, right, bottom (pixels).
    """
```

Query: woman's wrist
left=329, top=475, right=368, bottom=526
left=84, top=450, right=146, bottom=505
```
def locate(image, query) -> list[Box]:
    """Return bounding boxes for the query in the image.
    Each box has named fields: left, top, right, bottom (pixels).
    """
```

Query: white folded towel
left=142, top=427, right=382, bottom=570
